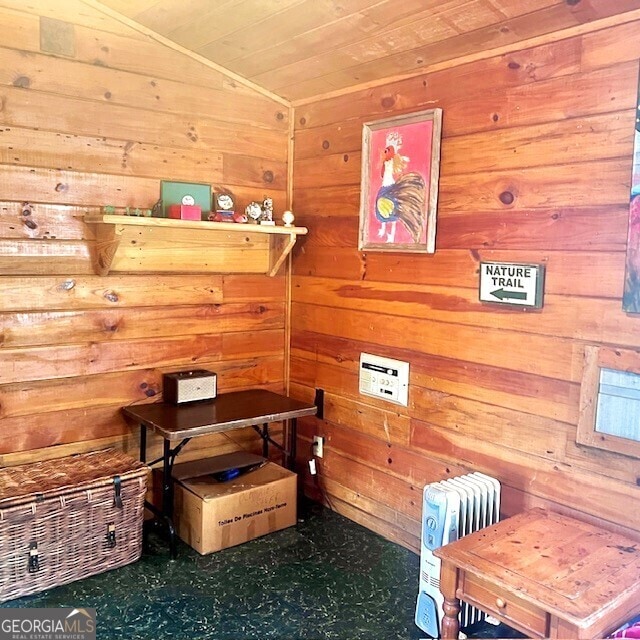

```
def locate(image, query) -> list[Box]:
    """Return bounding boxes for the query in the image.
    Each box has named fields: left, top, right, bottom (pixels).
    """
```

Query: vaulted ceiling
left=96, top=0, right=640, bottom=103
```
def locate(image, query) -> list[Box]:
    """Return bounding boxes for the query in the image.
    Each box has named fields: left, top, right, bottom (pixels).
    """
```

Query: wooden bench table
left=434, top=508, right=640, bottom=639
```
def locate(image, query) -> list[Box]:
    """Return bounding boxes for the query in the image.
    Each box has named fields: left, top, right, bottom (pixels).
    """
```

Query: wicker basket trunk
left=0, top=449, right=148, bottom=602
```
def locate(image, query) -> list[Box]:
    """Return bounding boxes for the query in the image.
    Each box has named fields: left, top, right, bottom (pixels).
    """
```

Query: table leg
left=139, top=424, right=147, bottom=463
left=262, top=423, right=269, bottom=458
left=440, top=561, right=461, bottom=639
left=289, top=418, right=297, bottom=471
left=162, top=439, right=173, bottom=520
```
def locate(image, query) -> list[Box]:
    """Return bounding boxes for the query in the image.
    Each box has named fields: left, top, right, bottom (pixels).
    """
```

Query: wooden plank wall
left=291, top=20, right=640, bottom=551
left=0, top=0, right=290, bottom=467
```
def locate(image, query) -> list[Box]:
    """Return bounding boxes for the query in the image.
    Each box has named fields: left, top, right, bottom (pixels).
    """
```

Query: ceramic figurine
left=261, top=197, right=274, bottom=222
left=282, top=210, right=295, bottom=227
left=245, top=201, right=262, bottom=224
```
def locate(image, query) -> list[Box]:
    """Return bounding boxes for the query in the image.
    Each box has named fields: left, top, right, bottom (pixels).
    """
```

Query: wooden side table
left=434, top=508, right=640, bottom=639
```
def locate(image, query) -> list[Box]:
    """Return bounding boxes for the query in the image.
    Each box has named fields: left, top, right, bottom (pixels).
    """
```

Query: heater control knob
left=426, top=516, right=438, bottom=530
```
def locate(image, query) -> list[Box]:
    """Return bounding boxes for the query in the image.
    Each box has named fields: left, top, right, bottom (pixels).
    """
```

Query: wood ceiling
left=96, top=0, right=640, bottom=103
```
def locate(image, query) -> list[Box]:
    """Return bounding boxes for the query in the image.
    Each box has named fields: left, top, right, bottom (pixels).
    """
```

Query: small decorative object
left=359, top=108, right=442, bottom=253
left=168, top=194, right=202, bottom=220
left=124, top=207, right=147, bottom=217
left=232, top=211, right=248, bottom=224
left=152, top=199, right=163, bottom=217
left=160, top=181, right=211, bottom=218
left=210, top=210, right=234, bottom=223
left=102, top=205, right=115, bottom=215
left=245, top=201, right=263, bottom=224
left=260, top=197, right=274, bottom=225
left=215, top=192, right=235, bottom=214
left=282, top=210, right=295, bottom=227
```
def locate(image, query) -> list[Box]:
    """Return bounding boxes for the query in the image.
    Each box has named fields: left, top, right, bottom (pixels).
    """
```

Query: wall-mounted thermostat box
left=359, top=353, right=409, bottom=406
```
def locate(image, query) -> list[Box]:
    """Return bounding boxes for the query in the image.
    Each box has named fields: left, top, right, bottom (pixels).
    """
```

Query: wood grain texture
left=0, top=3, right=289, bottom=464
left=92, top=0, right=640, bottom=102
left=291, top=21, right=640, bottom=541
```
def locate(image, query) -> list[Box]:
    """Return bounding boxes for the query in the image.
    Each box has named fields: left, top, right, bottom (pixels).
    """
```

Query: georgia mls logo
left=0, top=607, right=96, bottom=640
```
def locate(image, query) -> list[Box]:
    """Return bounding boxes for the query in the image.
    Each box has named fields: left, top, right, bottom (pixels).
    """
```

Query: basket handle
left=112, top=475, right=123, bottom=508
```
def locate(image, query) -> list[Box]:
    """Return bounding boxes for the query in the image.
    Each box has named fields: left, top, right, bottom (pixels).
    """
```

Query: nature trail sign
left=479, top=262, right=545, bottom=308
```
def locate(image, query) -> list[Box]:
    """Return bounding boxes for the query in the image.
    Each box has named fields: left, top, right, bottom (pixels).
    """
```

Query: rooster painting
left=359, top=108, right=442, bottom=253
left=375, top=132, right=426, bottom=243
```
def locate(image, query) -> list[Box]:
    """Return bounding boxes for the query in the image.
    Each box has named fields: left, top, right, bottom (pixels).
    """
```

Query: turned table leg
left=440, top=561, right=461, bottom=639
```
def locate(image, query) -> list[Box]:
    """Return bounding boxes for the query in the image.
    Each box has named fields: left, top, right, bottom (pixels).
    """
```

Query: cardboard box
left=173, top=461, right=297, bottom=555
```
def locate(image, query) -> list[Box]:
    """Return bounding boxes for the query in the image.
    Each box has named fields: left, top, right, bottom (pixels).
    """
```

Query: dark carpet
left=1, top=501, right=522, bottom=639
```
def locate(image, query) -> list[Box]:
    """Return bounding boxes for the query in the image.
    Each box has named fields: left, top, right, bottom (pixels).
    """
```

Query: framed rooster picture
left=358, top=108, right=442, bottom=253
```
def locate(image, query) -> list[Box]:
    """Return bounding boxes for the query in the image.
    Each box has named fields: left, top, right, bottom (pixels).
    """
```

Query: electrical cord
left=308, top=441, right=337, bottom=512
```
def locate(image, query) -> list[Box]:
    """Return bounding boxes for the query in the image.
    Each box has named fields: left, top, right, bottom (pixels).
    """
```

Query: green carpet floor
left=1, top=502, right=520, bottom=639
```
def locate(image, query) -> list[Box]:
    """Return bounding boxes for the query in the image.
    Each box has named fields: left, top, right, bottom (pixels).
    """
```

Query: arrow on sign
left=491, top=288, right=527, bottom=301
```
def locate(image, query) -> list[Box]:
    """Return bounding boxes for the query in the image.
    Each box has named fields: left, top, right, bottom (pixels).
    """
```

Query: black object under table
left=122, top=389, right=317, bottom=558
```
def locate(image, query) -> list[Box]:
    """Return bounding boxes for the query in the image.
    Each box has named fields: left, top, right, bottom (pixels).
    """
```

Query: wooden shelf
left=84, top=214, right=307, bottom=276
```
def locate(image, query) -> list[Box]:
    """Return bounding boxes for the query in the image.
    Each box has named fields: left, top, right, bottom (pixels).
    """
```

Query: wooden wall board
left=410, top=419, right=640, bottom=532
left=292, top=276, right=640, bottom=346
left=0, top=126, right=225, bottom=184
left=317, top=392, right=411, bottom=446
left=291, top=21, right=640, bottom=542
left=297, top=151, right=631, bottom=211
left=0, top=87, right=288, bottom=161
left=0, top=47, right=288, bottom=132
left=0, top=0, right=148, bottom=38
left=297, top=206, right=627, bottom=252
left=0, top=303, right=284, bottom=348
left=292, top=36, right=582, bottom=129
left=0, top=356, right=283, bottom=422
left=0, top=334, right=224, bottom=385
left=292, top=246, right=365, bottom=281
left=293, top=60, right=636, bottom=139
left=222, top=274, right=286, bottom=302
left=0, top=1, right=289, bottom=468
left=290, top=332, right=578, bottom=424
left=0, top=166, right=287, bottom=213
left=362, top=250, right=625, bottom=298
left=293, top=302, right=582, bottom=382
left=0, top=7, right=230, bottom=91
left=297, top=417, right=469, bottom=489
left=0, top=274, right=224, bottom=311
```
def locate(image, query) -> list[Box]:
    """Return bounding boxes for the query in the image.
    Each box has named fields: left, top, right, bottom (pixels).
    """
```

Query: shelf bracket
left=92, top=223, right=123, bottom=276
left=268, top=232, right=297, bottom=276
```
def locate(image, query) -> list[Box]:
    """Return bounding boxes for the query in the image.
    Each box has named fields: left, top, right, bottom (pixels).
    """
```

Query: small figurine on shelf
left=245, top=201, right=262, bottom=224
left=152, top=199, right=163, bottom=218
left=215, top=192, right=236, bottom=217
left=232, top=210, right=248, bottom=223
left=260, top=197, right=274, bottom=225
left=282, top=210, right=295, bottom=228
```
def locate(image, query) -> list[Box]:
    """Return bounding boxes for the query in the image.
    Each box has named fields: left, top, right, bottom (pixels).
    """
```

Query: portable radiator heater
left=415, top=472, right=501, bottom=638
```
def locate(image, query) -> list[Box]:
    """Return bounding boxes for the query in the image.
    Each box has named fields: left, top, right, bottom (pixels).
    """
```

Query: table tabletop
left=434, top=508, right=640, bottom=630
left=122, top=389, right=317, bottom=440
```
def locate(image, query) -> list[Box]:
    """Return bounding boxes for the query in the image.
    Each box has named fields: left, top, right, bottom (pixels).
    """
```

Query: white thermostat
left=359, top=353, right=409, bottom=407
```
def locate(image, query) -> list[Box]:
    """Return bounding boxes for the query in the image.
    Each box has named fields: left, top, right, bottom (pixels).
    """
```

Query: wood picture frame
left=358, top=108, right=442, bottom=253
left=577, top=345, right=640, bottom=459
left=622, top=69, right=640, bottom=312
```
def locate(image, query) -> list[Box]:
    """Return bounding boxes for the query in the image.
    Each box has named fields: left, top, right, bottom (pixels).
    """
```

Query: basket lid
left=0, top=449, right=148, bottom=509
